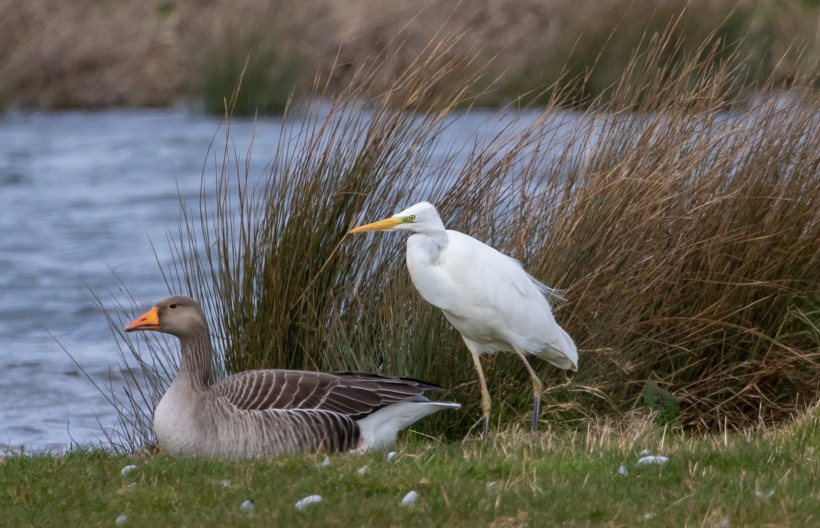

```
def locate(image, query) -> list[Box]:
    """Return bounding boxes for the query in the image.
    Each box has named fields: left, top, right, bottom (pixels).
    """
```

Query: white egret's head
left=349, top=201, right=444, bottom=235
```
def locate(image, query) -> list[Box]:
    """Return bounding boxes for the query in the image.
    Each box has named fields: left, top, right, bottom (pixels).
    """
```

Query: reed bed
left=1, top=0, right=818, bottom=111
left=100, top=28, right=819, bottom=452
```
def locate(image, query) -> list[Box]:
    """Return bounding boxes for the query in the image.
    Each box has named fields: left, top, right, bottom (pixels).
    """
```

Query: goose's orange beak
left=349, top=217, right=403, bottom=233
left=124, top=306, right=160, bottom=332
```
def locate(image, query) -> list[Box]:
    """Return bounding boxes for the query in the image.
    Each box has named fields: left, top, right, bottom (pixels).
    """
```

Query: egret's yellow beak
left=124, top=306, right=160, bottom=332
left=349, top=217, right=403, bottom=233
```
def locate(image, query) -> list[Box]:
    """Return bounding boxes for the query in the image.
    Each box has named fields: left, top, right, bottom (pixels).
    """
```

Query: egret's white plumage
left=350, top=201, right=577, bottom=436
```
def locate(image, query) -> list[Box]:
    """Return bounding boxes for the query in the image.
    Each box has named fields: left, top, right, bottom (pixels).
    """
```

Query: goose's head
left=124, top=295, right=207, bottom=337
left=349, top=201, right=444, bottom=235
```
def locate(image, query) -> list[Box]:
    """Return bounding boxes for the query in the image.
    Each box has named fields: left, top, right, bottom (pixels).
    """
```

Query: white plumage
left=350, top=201, right=577, bottom=436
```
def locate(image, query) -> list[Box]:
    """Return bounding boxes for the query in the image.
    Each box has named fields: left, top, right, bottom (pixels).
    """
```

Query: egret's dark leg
left=531, top=394, right=541, bottom=432
left=512, top=346, right=543, bottom=432
left=467, top=347, right=492, bottom=439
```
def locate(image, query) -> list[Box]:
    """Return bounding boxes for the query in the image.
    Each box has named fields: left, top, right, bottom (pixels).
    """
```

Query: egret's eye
left=408, top=215, right=416, bottom=222
left=169, top=303, right=178, bottom=309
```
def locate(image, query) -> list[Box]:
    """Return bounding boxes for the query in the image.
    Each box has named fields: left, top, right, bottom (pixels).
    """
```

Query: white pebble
left=115, top=514, right=128, bottom=525
left=755, top=489, right=774, bottom=500
left=356, top=465, right=369, bottom=475
left=485, top=481, right=498, bottom=491
left=617, top=465, right=629, bottom=476
left=319, top=456, right=331, bottom=468
left=220, top=479, right=231, bottom=488
left=120, top=464, right=138, bottom=476
left=642, top=512, right=655, bottom=520
left=295, top=495, right=323, bottom=511
left=239, top=499, right=254, bottom=512
left=386, top=451, right=397, bottom=462
left=400, top=490, right=419, bottom=507
left=636, top=455, right=669, bottom=466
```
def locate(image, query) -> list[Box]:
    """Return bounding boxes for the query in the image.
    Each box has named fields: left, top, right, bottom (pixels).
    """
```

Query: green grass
left=3, top=410, right=818, bottom=526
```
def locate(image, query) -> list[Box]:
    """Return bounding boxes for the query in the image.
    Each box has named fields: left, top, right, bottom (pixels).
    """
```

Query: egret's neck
left=408, top=228, right=448, bottom=262
left=176, top=329, right=212, bottom=391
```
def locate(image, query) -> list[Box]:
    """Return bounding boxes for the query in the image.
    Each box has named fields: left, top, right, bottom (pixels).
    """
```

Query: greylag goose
left=124, top=295, right=459, bottom=458
left=350, top=201, right=577, bottom=437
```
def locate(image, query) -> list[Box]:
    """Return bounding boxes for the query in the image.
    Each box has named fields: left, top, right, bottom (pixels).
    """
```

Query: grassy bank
left=2, top=410, right=818, bottom=526
left=1, top=0, right=818, bottom=112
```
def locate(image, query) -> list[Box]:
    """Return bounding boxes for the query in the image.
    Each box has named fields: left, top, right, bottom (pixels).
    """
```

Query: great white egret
left=350, top=201, right=577, bottom=436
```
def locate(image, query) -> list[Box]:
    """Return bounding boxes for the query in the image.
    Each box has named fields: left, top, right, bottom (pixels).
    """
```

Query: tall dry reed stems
left=99, top=29, right=818, bottom=452
left=1, top=0, right=818, bottom=111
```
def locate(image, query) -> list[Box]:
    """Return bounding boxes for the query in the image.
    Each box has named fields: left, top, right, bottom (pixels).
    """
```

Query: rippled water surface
left=0, top=110, right=292, bottom=451
left=2, top=107, right=582, bottom=451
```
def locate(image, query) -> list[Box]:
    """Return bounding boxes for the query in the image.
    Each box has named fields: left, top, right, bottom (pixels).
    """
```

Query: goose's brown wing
left=210, top=369, right=444, bottom=420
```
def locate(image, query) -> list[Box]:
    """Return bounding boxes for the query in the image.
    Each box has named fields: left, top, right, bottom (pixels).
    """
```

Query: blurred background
left=1, top=0, right=818, bottom=113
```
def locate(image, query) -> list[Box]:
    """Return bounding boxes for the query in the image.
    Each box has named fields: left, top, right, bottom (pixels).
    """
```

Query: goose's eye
left=408, top=215, right=416, bottom=222
left=169, top=303, right=178, bottom=309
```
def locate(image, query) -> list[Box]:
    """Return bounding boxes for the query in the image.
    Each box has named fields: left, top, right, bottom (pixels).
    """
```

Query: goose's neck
left=177, top=329, right=212, bottom=391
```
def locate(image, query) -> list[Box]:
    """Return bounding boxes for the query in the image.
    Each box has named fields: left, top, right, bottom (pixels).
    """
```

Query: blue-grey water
left=1, top=107, right=580, bottom=452
left=0, top=109, right=292, bottom=451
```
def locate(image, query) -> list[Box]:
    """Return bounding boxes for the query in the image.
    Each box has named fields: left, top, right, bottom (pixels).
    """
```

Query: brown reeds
left=100, top=25, right=819, bottom=451
left=1, top=0, right=818, bottom=111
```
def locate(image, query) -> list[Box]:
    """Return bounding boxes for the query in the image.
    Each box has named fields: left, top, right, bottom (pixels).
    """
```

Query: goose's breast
left=153, top=383, right=206, bottom=456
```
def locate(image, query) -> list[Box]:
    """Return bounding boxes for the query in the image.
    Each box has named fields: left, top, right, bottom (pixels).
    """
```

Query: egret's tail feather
left=537, top=325, right=579, bottom=370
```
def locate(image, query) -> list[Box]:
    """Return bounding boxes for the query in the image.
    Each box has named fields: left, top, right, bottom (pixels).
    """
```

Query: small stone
left=617, top=465, right=629, bottom=476
left=319, top=456, right=331, bottom=468
left=386, top=451, right=397, bottom=462
left=643, top=512, right=655, bottom=520
left=755, top=489, right=774, bottom=500
left=636, top=455, right=669, bottom=466
left=120, top=464, right=138, bottom=476
left=220, top=479, right=231, bottom=488
left=115, top=514, right=128, bottom=525
left=239, top=499, right=254, bottom=513
left=356, top=465, right=369, bottom=475
left=295, top=495, right=322, bottom=511
left=400, top=490, right=419, bottom=507
left=485, top=481, right=498, bottom=491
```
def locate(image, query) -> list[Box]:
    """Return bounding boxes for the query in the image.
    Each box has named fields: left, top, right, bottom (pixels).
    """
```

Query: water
left=1, top=107, right=578, bottom=452
left=0, top=109, right=289, bottom=451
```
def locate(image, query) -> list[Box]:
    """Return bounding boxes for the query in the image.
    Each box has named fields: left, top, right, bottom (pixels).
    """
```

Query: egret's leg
left=512, top=346, right=543, bottom=432
left=468, top=347, right=492, bottom=439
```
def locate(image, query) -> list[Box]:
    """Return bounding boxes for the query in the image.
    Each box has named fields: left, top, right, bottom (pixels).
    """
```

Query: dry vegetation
left=86, top=21, right=820, bottom=453
left=1, top=0, right=818, bottom=111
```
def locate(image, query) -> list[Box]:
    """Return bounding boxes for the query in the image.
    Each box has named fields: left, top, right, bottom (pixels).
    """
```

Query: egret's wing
left=444, top=231, right=562, bottom=309
left=439, top=231, right=577, bottom=368
left=211, top=370, right=442, bottom=420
